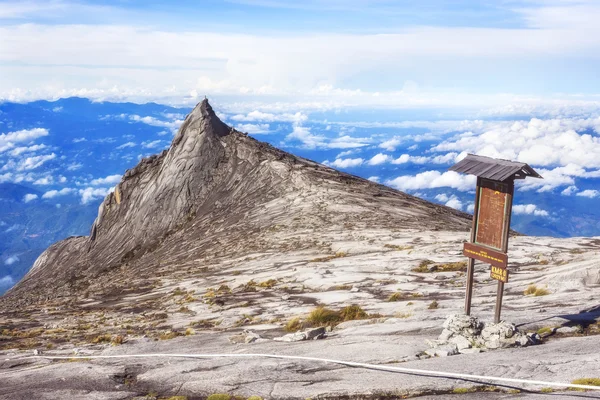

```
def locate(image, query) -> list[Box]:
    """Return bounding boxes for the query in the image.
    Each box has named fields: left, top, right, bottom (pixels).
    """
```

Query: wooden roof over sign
left=449, top=154, right=543, bottom=181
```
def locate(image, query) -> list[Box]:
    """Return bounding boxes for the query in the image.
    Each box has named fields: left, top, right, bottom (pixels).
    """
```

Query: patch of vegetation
left=339, top=305, right=368, bottom=321
left=388, top=292, right=405, bottom=302
left=428, top=300, right=439, bottom=309
left=394, top=312, right=412, bottom=319
left=332, top=284, right=352, bottom=290
left=232, top=270, right=242, bottom=276
left=452, top=387, right=476, bottom=394
left=217, top=284, right=231, bottom=293
left=540, top=387, right=554, bottom=393
left=172, top=287, right=186, bottom=296
left=524, top=284, right=550, bottom=296
left=185, top=328, right=195, bottom=336
left=434, top=261, right=467, bottom=272
left=411, top=260, right=434, bottom=273
left=307, top=307, right=342, bottom=326
left=537, top=327, right=554, bottom=336
left=189, top=320, right=217, bottom=329
left=309, top=251, right=348, bottom=263
left=206, top=394, right=231, bottom=400
left=285, top=317, right=302, bottom=332
left=159, top=331, right=181, bottom=340
left=384, top=244, right=413, bottom=251
left=258, top=279, right=277, bottom=288
left=569, top=378, right=600, bottom=391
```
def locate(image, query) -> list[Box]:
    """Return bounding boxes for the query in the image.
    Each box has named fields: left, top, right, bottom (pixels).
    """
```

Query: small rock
left=350, top=287, right=360, bottom=292
left=281, top=295, right=290, bottom=300
left=33, top=349, right=40, bottom=356
left=450, top=335, right=472, bottom=350
left=274, top=327, right=327, bottom=342
left=459, top=348, right=482, bottom=354
left=556, top=326, right=580, bottom=334
left=438, top=328, right=454, bottom=341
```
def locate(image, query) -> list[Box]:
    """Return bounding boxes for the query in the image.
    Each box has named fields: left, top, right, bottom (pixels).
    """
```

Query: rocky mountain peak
left=2, top=100, right=471, bottom=306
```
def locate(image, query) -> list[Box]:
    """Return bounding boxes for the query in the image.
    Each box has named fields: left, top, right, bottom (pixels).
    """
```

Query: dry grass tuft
left=524, top=284, right=550, bottom=296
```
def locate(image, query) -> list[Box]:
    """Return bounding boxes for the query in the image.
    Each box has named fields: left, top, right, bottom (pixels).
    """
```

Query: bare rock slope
left=3, top=99, right=469, bottom=306
left=3, top=101, right=600, bottom=399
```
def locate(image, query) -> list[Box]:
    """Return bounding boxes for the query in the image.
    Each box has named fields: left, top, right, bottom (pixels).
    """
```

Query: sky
left=1, top=0, right=600, bottom=238
left=2, top=0, right=600, bottom=111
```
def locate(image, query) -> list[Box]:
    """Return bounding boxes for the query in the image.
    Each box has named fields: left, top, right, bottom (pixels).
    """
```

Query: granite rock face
left=2, top=99, right=470, bottom=307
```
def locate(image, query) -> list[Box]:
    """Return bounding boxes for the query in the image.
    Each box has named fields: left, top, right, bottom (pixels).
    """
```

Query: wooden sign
left=474, top=179, right=510, bottom=251
left=463, top=242, right=508, bottom=269
left=490, top=265, right=508, bottom=283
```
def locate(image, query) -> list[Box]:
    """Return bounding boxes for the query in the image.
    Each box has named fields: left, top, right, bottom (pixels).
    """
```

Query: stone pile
left=425, top=314, right=541, bottom=357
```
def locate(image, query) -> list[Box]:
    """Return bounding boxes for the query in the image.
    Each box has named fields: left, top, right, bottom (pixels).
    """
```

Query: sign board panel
left=475, top=179, right=510, bottom=251
left=490, top=265, right=509, bottom=283
left=463, top=242, right=508, bottom=269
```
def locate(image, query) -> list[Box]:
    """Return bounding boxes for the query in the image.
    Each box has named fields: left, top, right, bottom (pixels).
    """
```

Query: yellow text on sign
left=490, top=266, right=508, bottom=283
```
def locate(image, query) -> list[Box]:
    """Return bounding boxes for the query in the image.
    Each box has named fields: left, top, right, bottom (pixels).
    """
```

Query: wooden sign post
left=449, top=154, right=542, bottom=323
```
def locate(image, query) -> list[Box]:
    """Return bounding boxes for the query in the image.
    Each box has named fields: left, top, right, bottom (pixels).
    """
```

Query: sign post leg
left=494, top=281, right=504, bottom=323
left=464, top=257, right=475, bottom=315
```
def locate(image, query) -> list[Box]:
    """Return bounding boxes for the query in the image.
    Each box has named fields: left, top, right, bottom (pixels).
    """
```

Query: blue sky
left=1, top=0, right=600, bottom=240
left=2, top=0, right=600, bottom=106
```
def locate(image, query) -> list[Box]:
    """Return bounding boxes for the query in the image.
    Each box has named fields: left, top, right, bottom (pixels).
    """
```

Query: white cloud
left=15, top=153, right=56, bottom=171
left=367, top=153, right=391, bottom=166
left=141, top=140, right=166, bottom=149
left=367, top=176, right=380, bottom=183
left=386, top=170, right=476, bottom=192
left=231, top=111, right=307, bottom=124
left=79, top=187, right=111, bottom=204
left=433, top=118, right=600, bottom=171
left=90, top=174, right=121, bottom=186
left=434, top=193, right=449, bottom=202
left=0, top=275, right=14, bottom=287
left=67, top=162, right=83, bottom=171
left=576, top=189, right=600, bottom=198
left=512, top=204, right=549, bottom=217
left=33, top=176, right=53, bottom=185
left=0, top=128, right=48, bottom=153
left=9, top=143, right=47, bottom=156
left=322, top=157, right=364, bottom=169
left=116, top=142, right=136, bottom=149
left=72, top=137, right=87, bottom=143
left=561, top=185, right=578, bottom=196
left=235, top=123, right=270, bottom=134
left=129, top=115, right=183, bottom=133
left=42, top=188, right=74, bottom=199
left=23, top=193, right=38, bottom=202
left=445, top=197, right=463, bottom=211
left=379, top=137, right=403, bottom=152
left=466, top=202, right=475, bottom=213
left=4, top=255, right=19, bottom=266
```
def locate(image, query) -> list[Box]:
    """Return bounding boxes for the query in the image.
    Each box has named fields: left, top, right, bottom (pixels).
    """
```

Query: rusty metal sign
left=474, top=179, right=510, bottom=251
left=490, top=265, right=509, bottom=283
left=463, top=242, right=508, bottom=269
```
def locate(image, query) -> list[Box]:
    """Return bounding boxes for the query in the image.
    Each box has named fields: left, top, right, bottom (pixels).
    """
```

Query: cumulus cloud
left=42, top=188, right=74, bottom=199
left=367, top=153, right=391, bottom=165
left=4, top=255, right=19, bottom=265
left=129, top=115, right=183, bottom=133
left=367, top=176, right=380, bottom=183
left=236, top=123, right=270, bottom=134
left=9, top=144, right=47, bottom=156
left=90, top=174, right=121, bottom=186
left=386, top=171, right=476, bottom=192
left=322, top=157, right=364, bottom=169
left=0, top=128, right=48, bottom=153
left=379, top=137, right=403, bottom=152
left=23, top=193, right=38, bottom=202
left=445, top=197, right=463, bottom=211
left=142, top=140, right=166, bottom=149
left=576, top=189, right=600, bottom=198
left=0, top=275, right=14, bottom=288
left=116, top=142, right=136, bottom=149
left=231, top=111, right=307, bottom=124
left=512, top=204, right=549, bottom=217
left=15, top=153, right=56, bottom=171
left=432, top=118, right=600, bottom=172
left=561, top=185, right=578, bottom=196
left=72, top=137, right=87, bottom=143
left=79, top=187, right=111, bottom=204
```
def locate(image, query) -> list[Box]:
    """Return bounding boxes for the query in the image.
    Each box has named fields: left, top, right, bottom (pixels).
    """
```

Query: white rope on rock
left=35, top=352, right=600, bottom=392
